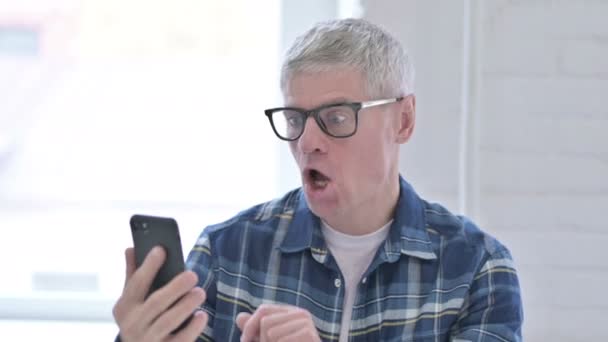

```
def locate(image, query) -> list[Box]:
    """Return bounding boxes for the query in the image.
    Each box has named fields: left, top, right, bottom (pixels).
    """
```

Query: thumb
left=236, top=312, right=252, bottom=331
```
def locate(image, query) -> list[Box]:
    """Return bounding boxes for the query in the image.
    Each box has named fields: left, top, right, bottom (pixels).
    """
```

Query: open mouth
left=306, top=168, right=331, bottom=190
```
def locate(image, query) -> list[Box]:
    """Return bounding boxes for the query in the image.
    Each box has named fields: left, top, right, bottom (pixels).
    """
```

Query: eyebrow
left=286, top=97, right=354, bottom=109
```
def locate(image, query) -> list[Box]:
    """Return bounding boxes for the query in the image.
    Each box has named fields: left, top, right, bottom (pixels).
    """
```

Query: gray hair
left=280, top=18, right=415, bottom=98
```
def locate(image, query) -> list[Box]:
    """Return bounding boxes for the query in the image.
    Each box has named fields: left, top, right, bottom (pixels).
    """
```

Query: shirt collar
left=279, top=176, right=437, bottom=261
left=386, top=176, right=437, bottom=261
left=278, top=190, right=328, bottom=263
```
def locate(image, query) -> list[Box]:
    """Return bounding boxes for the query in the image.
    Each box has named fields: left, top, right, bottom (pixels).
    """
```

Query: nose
left=296, top=116, right=328, bottom=154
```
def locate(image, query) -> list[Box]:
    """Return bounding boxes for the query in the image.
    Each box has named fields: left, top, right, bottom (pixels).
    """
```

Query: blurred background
left=0, top=0, right=606, bottom=340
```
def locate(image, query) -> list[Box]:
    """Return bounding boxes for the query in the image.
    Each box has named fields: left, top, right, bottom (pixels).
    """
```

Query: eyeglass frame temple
left=360, top=96, right=405, bottom=109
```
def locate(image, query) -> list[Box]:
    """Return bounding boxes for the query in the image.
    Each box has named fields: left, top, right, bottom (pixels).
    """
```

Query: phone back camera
left=135, top=221, right=149, bottom=232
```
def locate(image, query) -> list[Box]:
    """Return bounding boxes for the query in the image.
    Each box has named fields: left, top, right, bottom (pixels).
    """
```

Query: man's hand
left=113, top=247, right=209, bottom=342
left=236, top=304, right=321, bottom=342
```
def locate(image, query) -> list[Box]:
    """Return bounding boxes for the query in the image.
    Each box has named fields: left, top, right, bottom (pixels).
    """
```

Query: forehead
left=283, top=68, right=368, bottom=108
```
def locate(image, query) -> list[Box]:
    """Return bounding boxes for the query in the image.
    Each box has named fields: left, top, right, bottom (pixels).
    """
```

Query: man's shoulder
left=198, top=188, right=301, bottom=245
left=422, top=200, right=511, bottom=259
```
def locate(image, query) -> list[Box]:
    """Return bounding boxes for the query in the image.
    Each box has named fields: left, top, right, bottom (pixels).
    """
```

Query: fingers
left=114, top=246, right=208, bottom=342
left=170, top=310, right=209, bottom=342
left=114, top=270, right=203, bottom=342
left=236, top=312, right=252, bottom=331
left=123, top=246, right=166, bottom=305
left=114, top=246, right=166, bottom=327
left=149, top=287, right=207, bottom=337
left=124, top=247, right=136, bottom=289
left=140, top=271, right=199, bottom=325
left=239, top=305, right=320, bottom=342
left=275, top=326, right=320, bottom=342
left=240, top=304, right=290, bottom=342
left=262, top=310, right=313, bottom=340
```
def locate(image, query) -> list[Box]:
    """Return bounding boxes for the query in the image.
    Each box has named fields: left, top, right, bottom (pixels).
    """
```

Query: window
left=0, top=1, right=357, bottom=339
left=0, top=0, right=282, bottom=340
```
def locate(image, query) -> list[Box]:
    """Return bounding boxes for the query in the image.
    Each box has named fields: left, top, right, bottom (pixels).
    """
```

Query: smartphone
left=130, top=214, right=186, bottom=294
left=130, top=214, right=192, bottom=332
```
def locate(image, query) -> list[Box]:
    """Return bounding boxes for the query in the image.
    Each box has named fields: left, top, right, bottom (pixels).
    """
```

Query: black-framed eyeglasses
left=264, top=97, right=404, bottom=141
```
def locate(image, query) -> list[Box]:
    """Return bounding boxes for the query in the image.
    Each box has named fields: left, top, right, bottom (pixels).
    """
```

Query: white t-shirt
left=321, top=220, right=392, bottom=342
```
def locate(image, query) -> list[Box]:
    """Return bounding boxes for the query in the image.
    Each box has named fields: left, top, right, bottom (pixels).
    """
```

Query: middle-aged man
left=113, top=18, right=524, bottom=342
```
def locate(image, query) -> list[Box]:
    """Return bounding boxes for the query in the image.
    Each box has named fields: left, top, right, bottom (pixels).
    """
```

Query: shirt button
left=362, top=277, right=367, bottom=284
left=334, top=278, right=342, bottom=288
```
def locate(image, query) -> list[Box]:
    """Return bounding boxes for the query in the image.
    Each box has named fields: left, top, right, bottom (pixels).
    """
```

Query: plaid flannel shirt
left=186, top=176, right=523, bottom=341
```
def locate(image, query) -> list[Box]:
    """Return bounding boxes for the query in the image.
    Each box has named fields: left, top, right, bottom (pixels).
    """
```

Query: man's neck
left=324, top=179, right=400, bottom=236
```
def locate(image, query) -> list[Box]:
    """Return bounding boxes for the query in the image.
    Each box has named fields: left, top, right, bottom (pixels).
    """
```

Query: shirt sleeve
left=186, top=229, right=218, bottom=342
left=449, top=247, right=524, bottom=342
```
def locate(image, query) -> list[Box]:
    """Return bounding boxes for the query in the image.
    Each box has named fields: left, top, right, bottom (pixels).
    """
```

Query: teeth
left=314, top=179, right=328, bottom=188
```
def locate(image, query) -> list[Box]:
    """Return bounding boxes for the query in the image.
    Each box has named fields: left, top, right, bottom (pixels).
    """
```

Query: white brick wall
left=482, top=194, right=606, bottom=232
left=480, top=1, right=608, bottom=339
left=365, top=0, right=608, bottom=340
left=482, top=77, right=608, bottom=118
left=561, top=39, right=608, bottom=76
left=485, top=0, right=608, bottom=37
left=366, top=0, right=466, bottom=211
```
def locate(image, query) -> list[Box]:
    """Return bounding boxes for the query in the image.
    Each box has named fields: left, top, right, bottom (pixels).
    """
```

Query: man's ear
left=396, top=95, right=416, bottom=144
